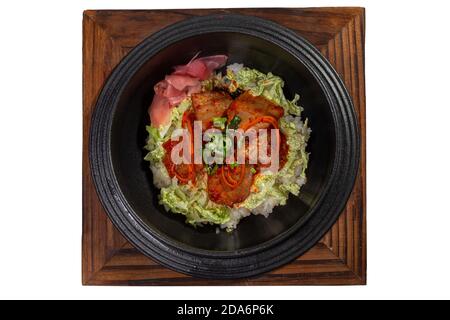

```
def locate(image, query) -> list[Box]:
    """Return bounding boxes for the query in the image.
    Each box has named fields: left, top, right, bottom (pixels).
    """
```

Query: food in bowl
left=144, top=54, right=310, bottom=230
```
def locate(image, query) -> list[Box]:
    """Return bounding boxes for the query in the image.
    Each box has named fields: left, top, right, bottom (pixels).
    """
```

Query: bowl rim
left=89, top=14, right=360, bottom=279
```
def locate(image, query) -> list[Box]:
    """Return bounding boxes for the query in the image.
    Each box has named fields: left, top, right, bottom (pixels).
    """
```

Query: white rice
left=221, top=207, right=251, bottom=230
left=251, top=196, right=283, bottom=217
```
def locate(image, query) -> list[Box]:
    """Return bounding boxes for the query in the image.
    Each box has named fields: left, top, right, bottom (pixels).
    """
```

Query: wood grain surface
left=82, top=7, right=366, bottom=285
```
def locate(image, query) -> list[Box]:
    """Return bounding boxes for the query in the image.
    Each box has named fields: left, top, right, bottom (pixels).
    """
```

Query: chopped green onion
left=230, top=162, right=239, bottom=169
left=250, top=167, right=257, bottom=174
left=206, top=164, right=218, bottom=175
left=230, top=88, right=243, bottom=99
left=228, top=115, right=241, bottom=129
left=212, top=117, right=227, bottom=130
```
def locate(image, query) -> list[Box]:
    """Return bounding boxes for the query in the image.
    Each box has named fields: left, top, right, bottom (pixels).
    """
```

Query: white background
left=0, top=0, right=449, bottom=300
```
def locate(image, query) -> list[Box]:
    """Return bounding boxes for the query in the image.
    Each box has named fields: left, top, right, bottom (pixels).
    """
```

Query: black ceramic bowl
left=90, top=14, right=359, bottom=279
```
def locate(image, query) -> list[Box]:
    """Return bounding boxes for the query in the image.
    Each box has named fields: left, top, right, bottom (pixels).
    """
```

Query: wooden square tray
left=82, top=7, right=366, bottom=285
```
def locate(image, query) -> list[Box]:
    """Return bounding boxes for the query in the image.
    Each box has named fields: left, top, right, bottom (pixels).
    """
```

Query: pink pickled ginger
left=149, top=54, right=228, bottom=127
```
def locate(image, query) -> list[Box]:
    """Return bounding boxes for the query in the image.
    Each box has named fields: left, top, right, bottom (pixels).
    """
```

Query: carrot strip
left=172, top=164, right=190, bottom=183
left=221, top=164, right=246, bottom=188
left=242, top=116, right=280, bottom=161
left=242, top=116, right=279, bottom=131
left=221, top=167, right=237, bottom=188
left=234, top=164, right=246, bottom=185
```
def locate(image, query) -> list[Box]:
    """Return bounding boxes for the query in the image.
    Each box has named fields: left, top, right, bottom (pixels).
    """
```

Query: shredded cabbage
left=239, top=173, right=287, bottom=210
left=160, top=178, right=230, bottom=226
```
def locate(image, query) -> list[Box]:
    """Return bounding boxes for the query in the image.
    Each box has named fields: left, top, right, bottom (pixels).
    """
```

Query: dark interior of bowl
left=110, top=32, right=335, bottom=252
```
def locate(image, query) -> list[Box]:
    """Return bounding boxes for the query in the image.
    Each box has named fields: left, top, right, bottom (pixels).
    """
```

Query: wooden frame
left=82, top=8, right=366, bottom=285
